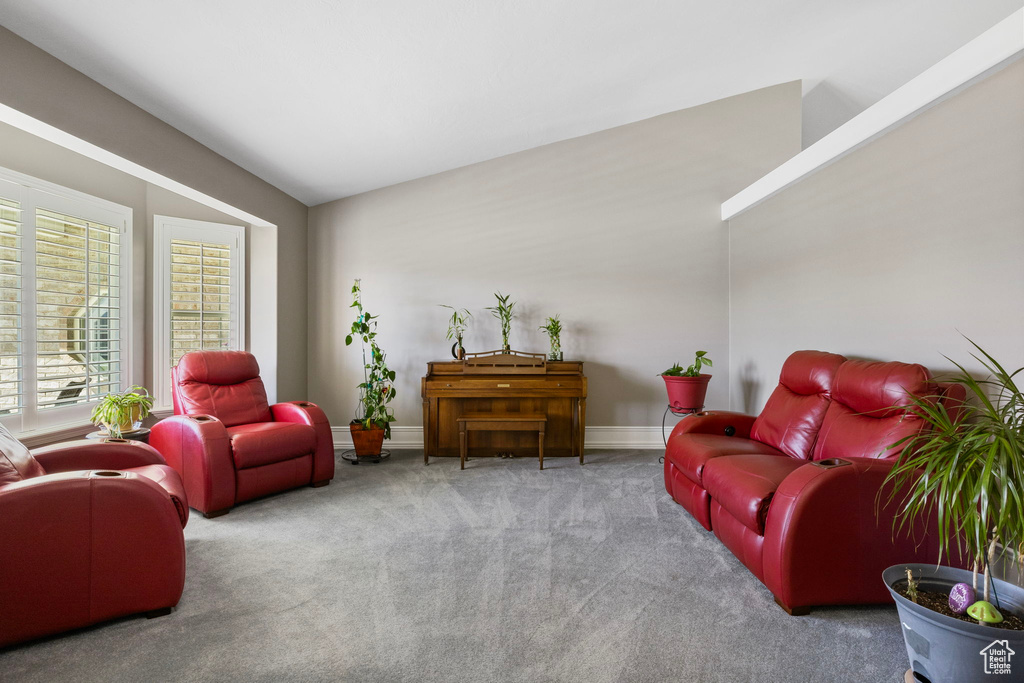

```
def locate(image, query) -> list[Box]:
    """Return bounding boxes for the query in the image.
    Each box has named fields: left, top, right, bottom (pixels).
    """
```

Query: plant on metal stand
left=345, top=279, right=396, bottom=455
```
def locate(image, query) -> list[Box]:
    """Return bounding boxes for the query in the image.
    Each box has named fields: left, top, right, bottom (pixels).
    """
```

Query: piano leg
left=578, top=398, right=587, bottom=465
left=539, top=426, right=545, bottom=470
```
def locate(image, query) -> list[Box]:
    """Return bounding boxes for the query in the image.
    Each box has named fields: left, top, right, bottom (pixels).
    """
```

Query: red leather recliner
left=0, top=426, right=188, bottom=647
left=664, top=350, right=964, bottom=614
left=149, top=351, right=335, bottom=518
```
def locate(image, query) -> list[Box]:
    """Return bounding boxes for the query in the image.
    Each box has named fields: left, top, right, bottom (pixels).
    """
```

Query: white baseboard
left=331, top=425, right=665, bottom=450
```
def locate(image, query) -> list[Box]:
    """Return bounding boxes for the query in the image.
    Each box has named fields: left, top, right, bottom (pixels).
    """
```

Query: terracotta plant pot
left=662, top=374, right=711, bottom=412
left=349, top=421, right=385, bottom=456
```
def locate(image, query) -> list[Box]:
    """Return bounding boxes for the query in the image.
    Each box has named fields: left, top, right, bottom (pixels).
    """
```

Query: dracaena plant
left=539, top=315, right=562, bottom=360
left=486, top=291, right=516, bottom=349
left=440, top=305, right=472, bottom=344
left=90, top=386, right=153, bottom=438
left=660, top=351, right=712, bottom=377
left=883, top=339, right=1024, bottom=609
left=345, top=279, right=396, bottom=438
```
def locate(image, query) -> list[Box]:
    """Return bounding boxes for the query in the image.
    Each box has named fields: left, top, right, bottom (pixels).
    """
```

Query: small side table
left=85, top=428, right=151, bottom=444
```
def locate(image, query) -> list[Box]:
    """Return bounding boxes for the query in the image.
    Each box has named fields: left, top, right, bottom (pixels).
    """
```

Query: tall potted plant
left=345, top=279, right=396, bottom=456
left=440, top=305, right=472, bottom=360
left=90, top=386, right=154, bottom=438
left=659, top=351, right=712, bottom=412
left=539, top=315, right=563, bottom=361
left=486, top=291, right=515, bottom=351
left=882, top=340, right=1024, bottom=683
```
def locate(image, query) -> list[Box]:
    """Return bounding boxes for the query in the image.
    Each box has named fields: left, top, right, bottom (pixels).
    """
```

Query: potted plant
left=485, top=291, right=515, bottom=351
left=345, top=279, right=396, bottom=457
left=539, top=315, right=563, bottom=361
left=440, top=305, right=472, bottom=360
left=659, top=351, right=712, bottom=412
left=90, top=386, right=154, bottom=438
left=882, top=341, right=1024, bottom=683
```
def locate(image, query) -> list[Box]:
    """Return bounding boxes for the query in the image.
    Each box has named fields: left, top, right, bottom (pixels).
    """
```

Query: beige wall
left=0, top=27, right=308, bottom=399
left=308, top=82, right=802, bottom=429
left=728, top=61, right=1024, bottom=413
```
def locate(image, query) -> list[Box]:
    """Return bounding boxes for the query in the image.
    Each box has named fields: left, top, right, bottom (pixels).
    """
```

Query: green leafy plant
left=539, top=315, right=563, bottom=360
left=440, top=305, right=472, bottom=348
left=485, top=291, right=516, bottom=350
left=884, top=339, right=1024, bottom=613
left=90, top=386, right=153, bottom=438
left=345, top=279, right=396, bottom=438
left=660, top=351, right=712, bottom=377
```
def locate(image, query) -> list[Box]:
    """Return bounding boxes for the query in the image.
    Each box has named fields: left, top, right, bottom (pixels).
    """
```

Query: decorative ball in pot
left=882, top=340, right=1024, bottom=683
left=659, top=351, right=712, bottom=413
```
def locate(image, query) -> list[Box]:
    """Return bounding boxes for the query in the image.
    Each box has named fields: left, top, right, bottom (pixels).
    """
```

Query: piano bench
left=456, top=413, right=547, bottom=470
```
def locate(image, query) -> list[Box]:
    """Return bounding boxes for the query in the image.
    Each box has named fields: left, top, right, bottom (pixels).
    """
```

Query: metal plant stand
left=659, top=405, right=701, bottom=463
left=340, top=448, right=392, bottom=465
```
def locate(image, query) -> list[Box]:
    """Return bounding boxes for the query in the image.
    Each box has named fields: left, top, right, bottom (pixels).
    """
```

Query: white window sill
left=16, top=408, right=173, bottom=450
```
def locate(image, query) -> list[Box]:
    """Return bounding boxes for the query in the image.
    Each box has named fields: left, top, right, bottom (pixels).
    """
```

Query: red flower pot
left=350, top=421, right=385, bottom=456
left=662, top=374, right=711, bottom=412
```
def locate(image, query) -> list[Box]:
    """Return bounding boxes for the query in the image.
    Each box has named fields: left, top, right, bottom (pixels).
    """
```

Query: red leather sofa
left=0, top=427, right=188, bottom=647
left=150, top=350, right=335, bottom=518
left=664, top=350, right=963, bottom=614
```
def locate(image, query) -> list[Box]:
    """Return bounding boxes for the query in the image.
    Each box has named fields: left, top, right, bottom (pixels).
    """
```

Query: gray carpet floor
left=2, top=449, right=910, bottom=682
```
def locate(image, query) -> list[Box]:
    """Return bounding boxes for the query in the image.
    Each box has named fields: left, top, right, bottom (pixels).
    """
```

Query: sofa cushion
left=665, top=433, right=785, bottom=487
left=812, top=359, right=933, bottom=461
left=702, top=454, right=806, bottom=535
left=750, top=350, right=847, bottom=460
left=227, top=422, right=317, bottom=469
left=125, top=464, right=190, bottom=527
left=174, top=351, right=273, bottom=427
left=0, top=423, right=45, bottom=486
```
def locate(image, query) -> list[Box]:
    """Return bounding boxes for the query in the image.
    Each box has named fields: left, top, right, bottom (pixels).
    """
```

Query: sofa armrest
left=149, top=415, right=234, bottom=515
left=0, top=471, right=185, bottom=647
left=668, top=411, right=756, bottom=440
left=32, top=439, right=166, bottom=474
left=271, top=401, right=335, bottom=485
left=762, top=457, right=939, bottom=610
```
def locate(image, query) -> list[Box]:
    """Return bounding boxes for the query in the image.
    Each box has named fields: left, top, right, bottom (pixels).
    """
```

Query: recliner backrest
left=0, top=422, right=45, bottom=485
left=811, top=359, right=933, bottom=461
left=172, top=351, right=273, bottom=427
left=750, top=350, right=847, bottom=459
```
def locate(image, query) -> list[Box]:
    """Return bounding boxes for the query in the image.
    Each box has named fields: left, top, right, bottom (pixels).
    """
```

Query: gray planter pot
left=884, top=564, right=1024, bottom=682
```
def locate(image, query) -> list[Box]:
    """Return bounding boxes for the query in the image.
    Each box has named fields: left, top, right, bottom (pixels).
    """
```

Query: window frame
left=0, top=165, right=133, bottom=435
left=152, top=215, right=245, bottom=409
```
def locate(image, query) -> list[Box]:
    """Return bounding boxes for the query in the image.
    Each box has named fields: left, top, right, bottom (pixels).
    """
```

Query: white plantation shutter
left=0, top=168, right=132, bottom=434
left=154, top=216, right=244, bottom=406
left=0, top=184, right=24, bottom=417
left=169, top=239, right=233, bottom=365
left=34, top=208, right=121, bottom=410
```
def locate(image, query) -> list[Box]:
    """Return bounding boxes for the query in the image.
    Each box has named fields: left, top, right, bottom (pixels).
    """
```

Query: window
left=153, top=216, right=244, bottom=406
left=0, top=168, right=132, bottom=433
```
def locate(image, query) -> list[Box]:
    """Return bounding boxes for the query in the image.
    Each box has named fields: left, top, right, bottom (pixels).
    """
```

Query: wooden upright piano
left=421, top=350, right=587, bottom=464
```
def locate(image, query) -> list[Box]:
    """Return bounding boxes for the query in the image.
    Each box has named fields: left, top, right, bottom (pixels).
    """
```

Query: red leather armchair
left=664, top=350, right=964, bottom=614
left=0, top=426, right=187, bottom=647
left=149, top=350, right=334, bottom=518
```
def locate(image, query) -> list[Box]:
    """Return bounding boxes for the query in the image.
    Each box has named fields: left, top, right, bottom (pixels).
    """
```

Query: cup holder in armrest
left=104, top=438, right=130, bottom=443
left=812, top=458, right=852, bottom=469
left=190, top=415, right=217, bottom=423
left=294, top=401, right=313, bottom=407
left=93, top=471, right=124, bottom=477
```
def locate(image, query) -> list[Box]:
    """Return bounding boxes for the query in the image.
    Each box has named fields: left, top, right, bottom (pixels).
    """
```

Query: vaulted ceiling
left=0, top=1, right=1020, bottom=205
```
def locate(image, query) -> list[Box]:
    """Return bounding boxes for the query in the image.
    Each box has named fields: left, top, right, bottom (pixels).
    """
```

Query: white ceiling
left=0, top=1, right=1021, bottom=206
